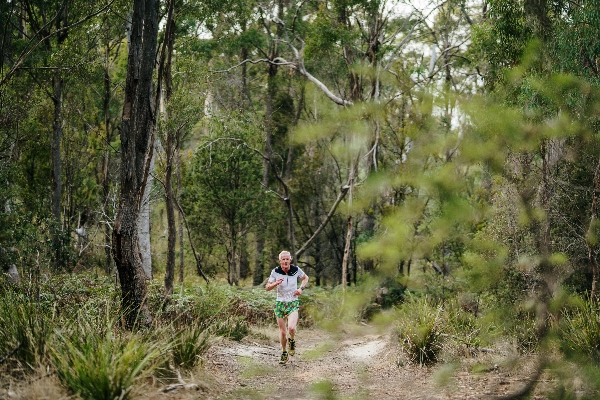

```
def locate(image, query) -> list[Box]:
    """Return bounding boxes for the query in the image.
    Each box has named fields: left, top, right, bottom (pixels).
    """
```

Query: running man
left=265, top=250, right=309, bottom=364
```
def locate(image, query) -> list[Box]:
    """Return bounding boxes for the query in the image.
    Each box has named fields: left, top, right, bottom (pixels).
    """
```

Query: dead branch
left=210, top=17, right=353, bottom=107
left=296, top=183, right=351, bottom=259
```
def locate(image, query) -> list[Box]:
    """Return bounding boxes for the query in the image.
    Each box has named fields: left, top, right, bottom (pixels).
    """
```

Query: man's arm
left=300, top=274, right=309, bottom=290
left=294, top=274, right=309, bottom=296
left=266, top=278, right=283, bottom=291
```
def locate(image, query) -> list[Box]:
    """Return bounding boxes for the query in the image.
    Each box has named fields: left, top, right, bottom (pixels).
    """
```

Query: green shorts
left=274, top=300, right=300, bottom=319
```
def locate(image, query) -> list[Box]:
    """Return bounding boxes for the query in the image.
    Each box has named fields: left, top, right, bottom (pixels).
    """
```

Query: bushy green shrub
left=377, top=277, right=407, bottom=309
left=172, top=325, right=212, bottom=369
left=0, top=288, right=54, bottom=371
left=213, top=316, right=249, bottom=341
left=560, top=297, right=600, bottom=362
left=50, top=303, right=162, bottom=400
left=395, top=295, right=446, bottom=366
left=488, top=307, right=538, bottom=354
left=235, top=288, right=278, bottom=325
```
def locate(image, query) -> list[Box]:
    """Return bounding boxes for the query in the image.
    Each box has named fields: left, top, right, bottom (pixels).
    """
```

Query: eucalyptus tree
left=0, top=0, right=120, bottom=273
left=112, top=0, right=160, bottom=328
left=13, top=0, right=113, bottom=269
left=182, top=115, right=272, bottom=285
left=403, top=0, right=600, bottom=395
left=95, top=0, right=129, bottom=273
left=547, top=0, right=600, bottom=299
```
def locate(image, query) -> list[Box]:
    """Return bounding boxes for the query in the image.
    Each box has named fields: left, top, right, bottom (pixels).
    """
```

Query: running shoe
left=279, top=351, right=289, bottom=364
left=288, top=338, right=296, bottom=356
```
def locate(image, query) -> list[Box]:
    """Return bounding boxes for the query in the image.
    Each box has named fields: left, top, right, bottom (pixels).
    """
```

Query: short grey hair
left=278, top=250, right=292, bottom=260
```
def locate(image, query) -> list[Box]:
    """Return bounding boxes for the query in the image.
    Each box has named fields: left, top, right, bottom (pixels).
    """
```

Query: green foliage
left=213, top=316, right=250, bottom=341
left=444, top=299, right=483, bottom=350
left=0, top=288, right=54, bottom=371
left=377, top=277, right=406, bottom=308
left=310, top=379, right=338, bottom=400
left=181, top=114, right=273, bottom=282
left=395, top=295, right=445, bottom=366
left=302, top=285, right=381, bottom=328
left=148, top=283, right=272, bottom=343
left=171, top=325, right=212, bottom=369
left=559, top=297, right=600, bottom=363
left=49, top=298, right=163, bottom=400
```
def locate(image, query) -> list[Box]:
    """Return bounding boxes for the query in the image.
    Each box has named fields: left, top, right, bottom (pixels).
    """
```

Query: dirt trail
left=188, top=324, right=548, bottom=400
left=3, top=323, right=554, bottom=400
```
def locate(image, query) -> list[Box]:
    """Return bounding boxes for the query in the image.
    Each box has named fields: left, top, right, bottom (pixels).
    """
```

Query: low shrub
left=213, top=316, right=249, bottom=341
left=560, top=297, right=600, bottom=362
left=395, top=295, right=446, bottom=366
left=172, top=325, right=212, bottom=369
left=0, top=289, right=54, bottom=371
left=50, top=302, right=162, bottom=400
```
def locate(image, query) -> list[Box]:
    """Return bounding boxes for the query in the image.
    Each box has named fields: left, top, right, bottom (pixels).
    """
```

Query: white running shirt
left=268, top=265, right=306, bottom=302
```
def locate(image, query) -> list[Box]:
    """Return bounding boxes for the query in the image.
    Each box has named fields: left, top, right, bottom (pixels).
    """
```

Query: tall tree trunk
left=255, top=25, right=279, bottom=284
left=253, top=235, right=265, bottom=285
left=51, top=76, right=63, bottom=224
left=177, top=148, right=184, bottom=283
left=102, top=43, right=113, bottom=274
left=341, top=216, right=353, bottom=291
left=285, top=196, right=296, bottom=259
left=51, top=75, right=64, bottom=269
left=341, top=166, right=355, bottom=292
left=113, top=0, right=159, bottom=329
left=48, top=0, right=70, bottom=270
left=164, top=142, right=176, bottom=293
left=161, top=0, right=176, bottom=295
left=588, top=156, right=600, bottom=300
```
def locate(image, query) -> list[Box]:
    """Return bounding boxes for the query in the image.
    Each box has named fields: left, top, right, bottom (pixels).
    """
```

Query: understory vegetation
left=3, top=271, right=600, bottom=398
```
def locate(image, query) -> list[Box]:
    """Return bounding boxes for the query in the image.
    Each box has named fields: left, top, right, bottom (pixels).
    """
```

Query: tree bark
left=113, top=0, right=159, bottom=329
left=588, top=156, right=600, bottom=300
left=51, top=75, right=63, bottom=225
left=341, top=215, right=353, bottom=292
left=138, top=170, right=153, bottom=278
left=161, top=0, right=176, bottom=295
left=102, top=43, right=113, bottom=274
left=51, top=74, right=64, bottom=269
left=178, top=158, right=184, bottom=283
left=253, top=235, right=265, bottom=286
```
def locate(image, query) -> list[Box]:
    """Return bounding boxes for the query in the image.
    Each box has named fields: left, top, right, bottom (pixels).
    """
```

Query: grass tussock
left=50, top=301, right=163, bottom=400
left=560, top=297, right=600, bottom=362
left=0, top=289, right=54, bottom=372
left=171, top=325, right=212, bottom=369
left=395, top=295, right=446, bottom=366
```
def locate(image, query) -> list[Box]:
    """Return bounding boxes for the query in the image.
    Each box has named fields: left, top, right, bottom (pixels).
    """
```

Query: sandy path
left=190, top=324, right=544, bottom=400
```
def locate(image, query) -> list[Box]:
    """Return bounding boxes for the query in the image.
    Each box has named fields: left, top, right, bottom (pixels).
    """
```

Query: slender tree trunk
left=161, top=0, right=176, bottom=295
left=255, top=32, right=279, bottom=284
left=165, top=149, right=176, bottom=294
left=341, top=216, right=352, bottom=291
left=588, top=157, right=600, bottom=300
left=177, top=134, right=184, bottom=283
left=102, top=44, right=113, bottom=274
left=138, top=153, right=154, bottom=278
left=51, top=76, right=63, bottom=224
left=113, top=0, right=159, bottom=329
left=254, top=235, right=265, bottom=285
left=48, top=0, right=70, bottom=270
left=285, top=196, right=296, bottom=259
left=51, top=74, right=64, bottom=269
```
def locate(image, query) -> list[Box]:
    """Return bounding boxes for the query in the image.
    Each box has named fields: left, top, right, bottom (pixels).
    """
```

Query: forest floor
left=145, top=323, right=559, bottom=400
left=3, top=322, right=576, bottom=400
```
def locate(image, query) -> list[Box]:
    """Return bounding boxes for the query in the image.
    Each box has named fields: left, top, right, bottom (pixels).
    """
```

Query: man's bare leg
left=287, top=310, right=299, bottom=340
left=277, top=317, right=288, bottom=351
